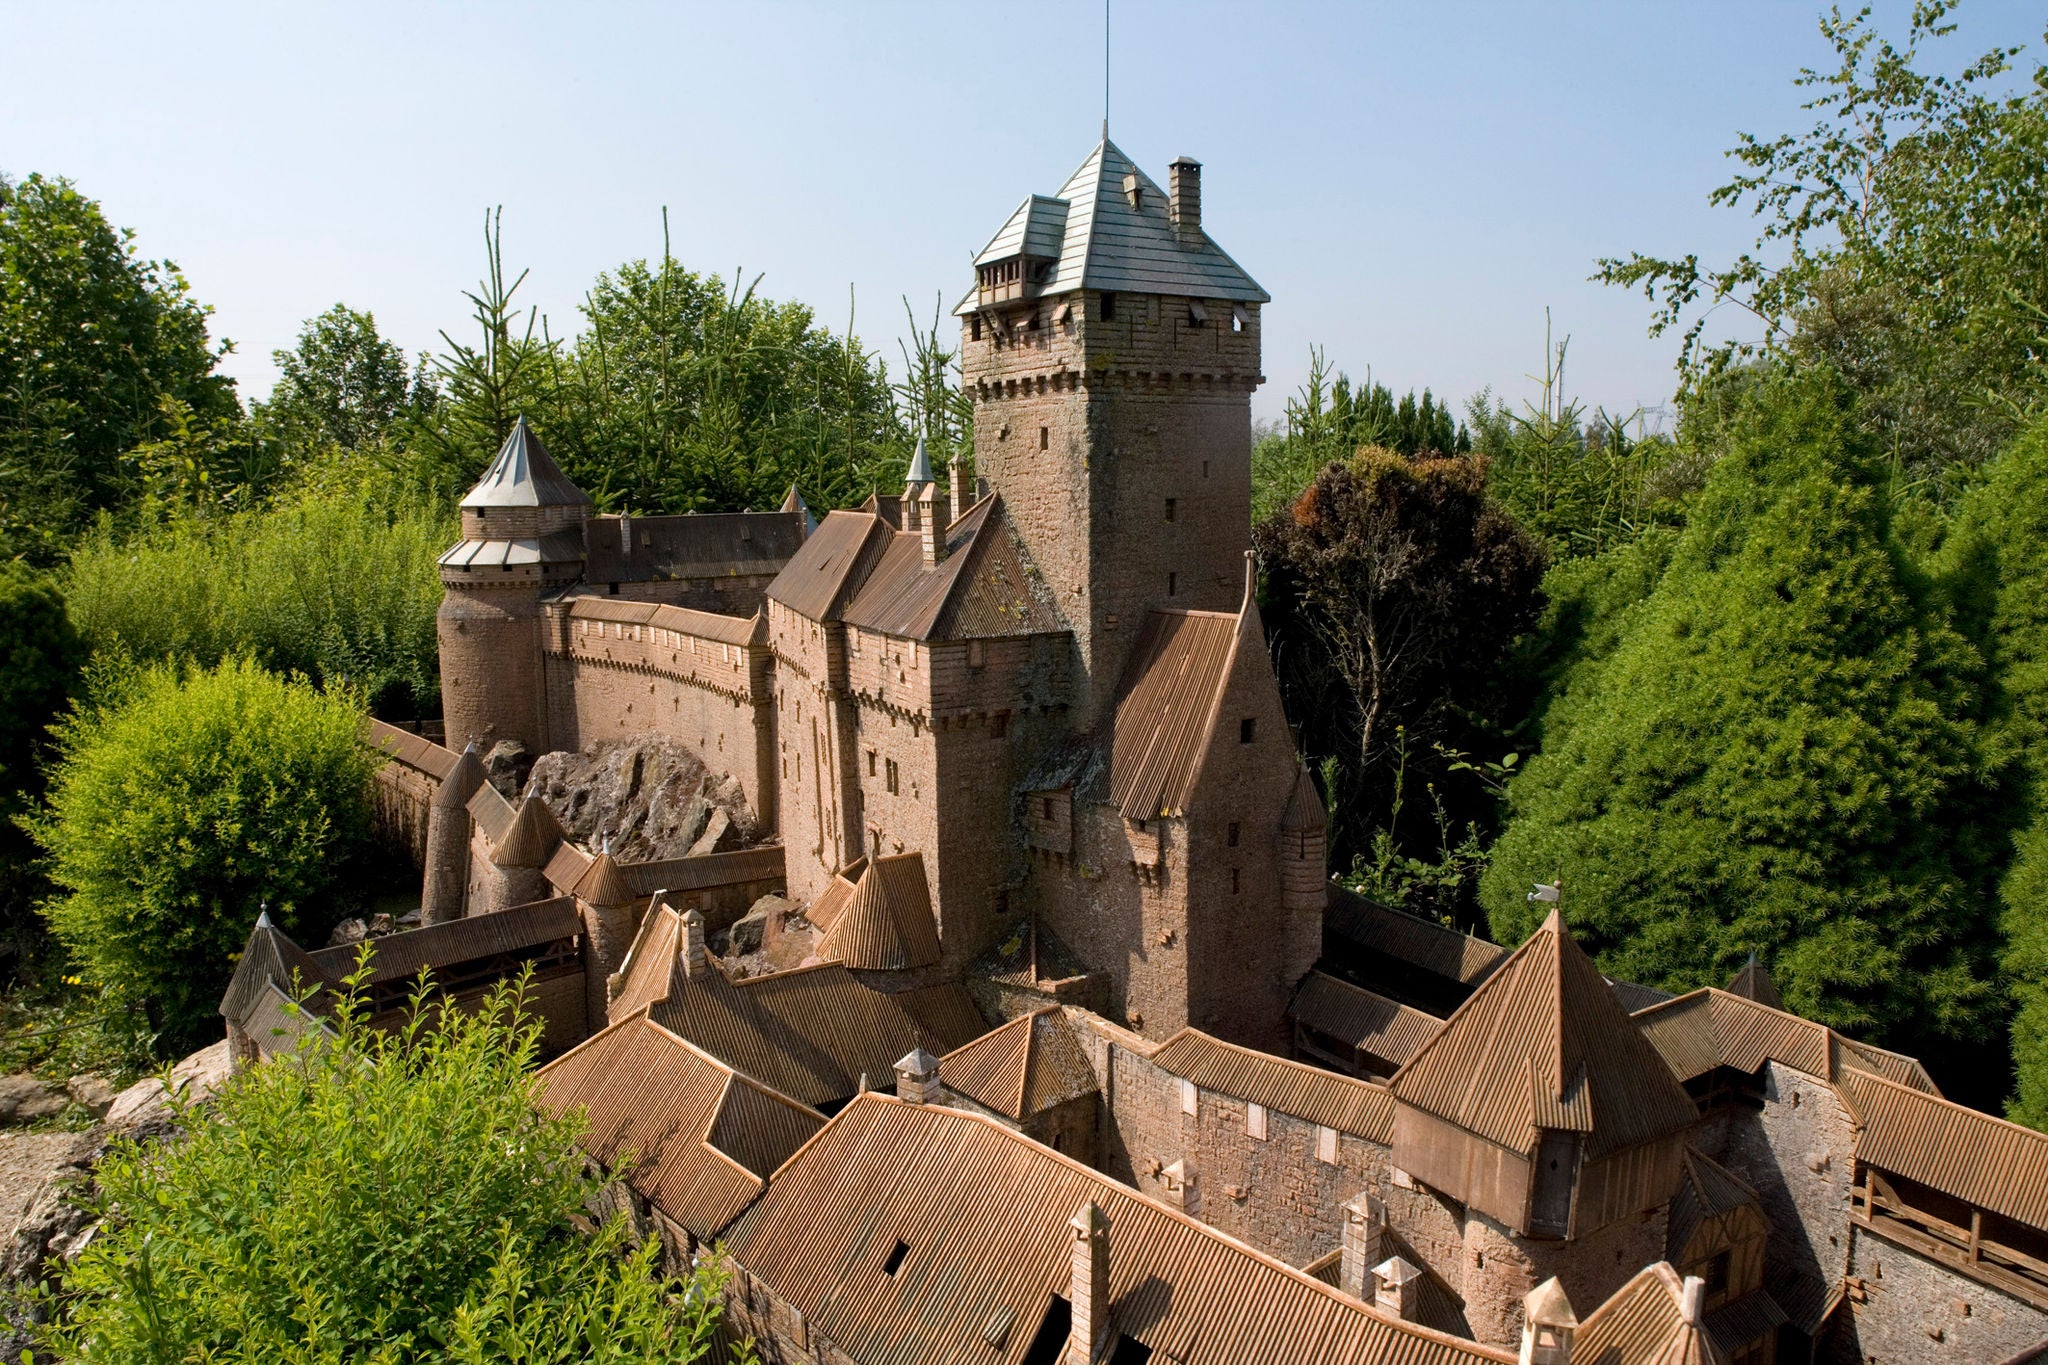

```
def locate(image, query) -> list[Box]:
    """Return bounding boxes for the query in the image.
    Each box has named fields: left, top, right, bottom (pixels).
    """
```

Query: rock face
left=530, top=737, right=758, bottom=863
left=0, top=1077, right=66, bottom=1126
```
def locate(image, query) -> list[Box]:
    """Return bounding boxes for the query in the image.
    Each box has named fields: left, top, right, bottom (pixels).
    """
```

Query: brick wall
left=438, top=571, right=569, bottom=754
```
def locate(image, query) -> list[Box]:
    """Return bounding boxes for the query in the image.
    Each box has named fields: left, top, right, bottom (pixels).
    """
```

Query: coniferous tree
left=1481, top=370, right=2000, bottom=1060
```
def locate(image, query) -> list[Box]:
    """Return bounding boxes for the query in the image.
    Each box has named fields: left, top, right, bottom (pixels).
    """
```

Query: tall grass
left=64, top=477, right=454, bottom=717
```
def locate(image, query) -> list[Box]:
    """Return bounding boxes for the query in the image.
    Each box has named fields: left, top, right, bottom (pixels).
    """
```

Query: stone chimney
left=1338, top=1193, right=1386, bottom=1300
left=918, top=482, right=949, bottom=565
left=620, top=513, right=632, bottom=554
left=1168, top=157, right=1202, bottom=243
left=1159, top=1159, right=1193, bottom=1210
left=1519, top=1277, right=1578, bottom=1365
left=1067, top=1203, right=1110, bottom=1365
left=894, top=1047, right=942, bottom=1104
left=681, top=906, right=708, bottom=978
left=1371, top=1256, right=1422, bottom=1321
left=949, top=458, right=973, bottom=516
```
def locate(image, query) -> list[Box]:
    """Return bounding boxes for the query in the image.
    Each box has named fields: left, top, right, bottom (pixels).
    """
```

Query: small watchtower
left=436, top=418, right=591, bottom=753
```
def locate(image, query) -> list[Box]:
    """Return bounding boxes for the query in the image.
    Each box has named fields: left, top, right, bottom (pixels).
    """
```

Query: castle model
left=226, top=137, right=2048, bottom=1365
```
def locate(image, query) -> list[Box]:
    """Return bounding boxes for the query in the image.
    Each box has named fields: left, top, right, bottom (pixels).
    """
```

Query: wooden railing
left=1853, top=1166, right=2048, bottom=1311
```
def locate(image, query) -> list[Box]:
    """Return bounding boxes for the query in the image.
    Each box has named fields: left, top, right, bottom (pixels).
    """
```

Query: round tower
left=421, top=743, right=486, bottom=925
left=437, top=417, right=591, bottom=753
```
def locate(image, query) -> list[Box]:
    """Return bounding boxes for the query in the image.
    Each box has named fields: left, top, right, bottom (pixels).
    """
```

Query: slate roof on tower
left=1388, top=909, right=1698, bottom=1157
left=460, top=416, right=591, bottom=508
left=956, top=139, right=1269, bottom=314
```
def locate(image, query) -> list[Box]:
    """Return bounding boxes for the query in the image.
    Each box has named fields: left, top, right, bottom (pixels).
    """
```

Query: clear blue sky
left=5, top=1, right=2040, bottom=430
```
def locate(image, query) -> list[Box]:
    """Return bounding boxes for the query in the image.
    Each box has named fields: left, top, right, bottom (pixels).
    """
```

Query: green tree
left=1598, top=3, right=2048, bottom=480
left=257, top=302, right=434, bottom=455
left=1943, top=415, right=2048, bottom=1124
left=27, top=659, right=378, bottom=1048
left=0, top=565, right=84, bottom=949
left=39, top=977, right=733, bottom=1363
left=1255, top=448, right=1546, bottom=888
left=0, top=173, right=237, bottom=560
left=1482, top=369, right=1999, bottom=1066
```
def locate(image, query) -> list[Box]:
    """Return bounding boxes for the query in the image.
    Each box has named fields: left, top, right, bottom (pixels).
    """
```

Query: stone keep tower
left=437, top=418, right=591, bottom=753
left=957, top=141, right=1267, bottom=727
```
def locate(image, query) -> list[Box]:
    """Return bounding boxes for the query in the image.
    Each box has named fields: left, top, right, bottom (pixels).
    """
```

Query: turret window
left=1164, top=498, right=1177, bottom=522
left=1040, top=426, right=1049, bottom=450
left=1227, top=822, right=1239, bottom=847
left=1167, top=572, right=1179, bottom=596
left=1098, top=292, right=1117, bottom=321
left=1240, top=717, right=1257, bottom=743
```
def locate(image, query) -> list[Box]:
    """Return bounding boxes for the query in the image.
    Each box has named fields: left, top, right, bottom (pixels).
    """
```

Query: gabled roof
left=220, top=916, right=335, bottom=1025
left=558, top=594, right=768, bottom=649
left=893, top=982, right=990, bottom=1056
left=939, top=1007, right=1098, bottom=1121
left=1151, top=1028, right=1395, bottom=1140
left=1633, top=987, right=1941, bottom=1094
left=1667, top=1149, right=1764, bottom=1263
left=723, top=1095, right=1513, bottom=1365
left=837, top=495, right=1064, bottom=642
left=535, top=1010, right=824, bottom=1239
left=955, top=139, right=1269, bottom=315
left=814, top=852, right=942, bottom=972
left=615, top=902, right=929, bottom=1108
left=460, top=416, right=591, bottom=509
left=765, top=509, right=897, bottom=621
left=1389, top=910, right=1698, bottom=1158
left=1288, top=972, right=1442, bottom=1069
left=1572, top=1263, right=1725, bottom=1365
left=580, top=510, right=805, bottom=583
left=1839, top=1064, right=2048, bottom=1230
left=1725, top=955, right=1784, bottom=1010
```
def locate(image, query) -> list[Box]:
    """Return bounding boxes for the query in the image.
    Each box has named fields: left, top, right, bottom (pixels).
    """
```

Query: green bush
left=63, top=465, right=451, bottom=717
left=27, top=658, right=377, bottom=1047
left=37, top=977, right=731, bottom=1363
left=1481, top=369, right=1999, bottom=1049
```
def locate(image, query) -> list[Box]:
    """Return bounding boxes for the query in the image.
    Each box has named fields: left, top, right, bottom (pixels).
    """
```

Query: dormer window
left=1187, top=301, right=1208, bottom=327
left=1232, top=304, right=1249, bottom=333
left=1123, top=172, right=1143, bottom=209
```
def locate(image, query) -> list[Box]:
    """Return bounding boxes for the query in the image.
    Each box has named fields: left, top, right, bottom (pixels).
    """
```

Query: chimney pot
left=1518, top=1277, right=1578, bottom=1365
left=681, top=906, right=708, bottom=978
left=1371, top=1256, right=1422, bottom=1321
left=894, top=1047, right=942, bottom=1104
left=1168, top=157, right=1202, bottom=243
left=1680, top=1274, right=1706, bottom=1324
left=949, top=459, right=972, bottom=515
left=918, top=483, right=949, bottom=565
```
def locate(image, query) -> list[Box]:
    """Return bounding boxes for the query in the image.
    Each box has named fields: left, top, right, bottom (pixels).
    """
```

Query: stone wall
left=1837, top=1224, right=2048, bottom=1363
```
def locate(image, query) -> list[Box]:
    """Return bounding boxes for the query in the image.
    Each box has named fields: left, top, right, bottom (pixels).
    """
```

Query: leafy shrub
left=27, top=658, right=377, bottom=1047
left=63, top=465, right=451, bottom=718
left=37, top=977, right=732, bottom=1363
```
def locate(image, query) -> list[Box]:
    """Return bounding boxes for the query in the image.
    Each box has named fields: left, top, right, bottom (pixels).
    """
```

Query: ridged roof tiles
left=491, top=791, right=569, bottom=868
left=560, top=594, right=768, bottom=648
left=363, top=718, right=457, bottom=782
left=940, top=1007, right=1099, bottom=1121
left=1572, top=1263, right=1725, bottom=1365
left=816, top=852, right=942, bottom=972
left=306, top=897, right=583, bottom=987
left=723, top=1095, right=1512, bottom=1365
left=1151, top=1028, right=1396, bottom=1141
left=765, top=510, right=895, bottom=622
left=1289, top=972, right=1443, bottom=1069
left=1388, top=910, right=1697, bottom=1158
left=1667, top=1149, right=1764, bottom=1262
left=1838, top=1065, right=2048, bottom=1229
left=1323, top=890, right=1510, bottom=987
left=1107, top=609, right=1240, bottom=820
left=893, top=982, right=991, bottom=1056
left=535, top=1010, right=823, bottom=1239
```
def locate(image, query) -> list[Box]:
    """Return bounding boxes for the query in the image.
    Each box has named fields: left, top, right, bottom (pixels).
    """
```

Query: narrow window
left=608, top=582, right=620, bottom=595
left=1180, top=1079, right=1198, bottom=1117
left=970, top=314, right=982, bottom=341
left=1099, top=292, right=1117, bottom=321
left=1043, top=798, right=1054, bottom=820
left=1039, top=426, right=1049, bottom=450
left=1227, top=822, right=1240, bottom=848
left=1240, top=717, right=1256, bottom=744
left=1164, top=498, right=1177, bottom=523
left=1231, top=868, right=1240, bottom=894
left=1167, top=572, right=1178, bottom=597
left=883, top=1240, right=910, bottom=1276
left=1246, top=1103, right=1267, bottom=1141
left=867, top=751, right=877, bottom=777
left=886, top=759, right=900, bottom=795
left=1316, top=1125, right=1338, bottom=1164
left=991, top=712, right=1010, bottom=738
left=1202, top=460, right=1210, bottom=479
left=1705, top=1250, right=1730, bottom=1299
left=967, top=639, right=987, bottom=668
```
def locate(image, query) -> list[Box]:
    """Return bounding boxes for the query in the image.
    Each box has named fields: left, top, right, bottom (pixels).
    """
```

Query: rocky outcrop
left=529, top=737, right=758, bottom=863
left=0, top=1041, right=233, bottom=1355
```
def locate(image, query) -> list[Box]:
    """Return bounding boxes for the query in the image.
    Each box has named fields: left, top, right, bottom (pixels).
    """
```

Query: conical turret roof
left=573, top=842, right=637, bottom=909
left=461, top=416, right=591, bottom=510
left=493, top=788, right=569, bottom=868
left=1389, top=908, right=1697, bottom=1157
left=432, top=743, right=488, bottom=811
left=1282, top=763, right=1326, bottom=834
left=1726, top=954, right=1784, bottom=1010
left=904, top=436, right=934, bottom=489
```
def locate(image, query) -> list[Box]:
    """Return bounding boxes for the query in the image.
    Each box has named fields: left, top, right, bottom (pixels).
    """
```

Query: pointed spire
left=1282, top=762, right=1327, bottom=833
left=255, top=905, right=273, bottom=931
left=432, top=742, right=489, bottom=810
left=494, top=788, right=568, bottom=868
left=1727, top=952, right=1785, bottom=1010
left=461, top=416, right=592, bottom=510
left=575, top=841, right=635, bottom=909
left=780, top=483, right=818, bottom=535
left=905, top=436, right=934, bottom=490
